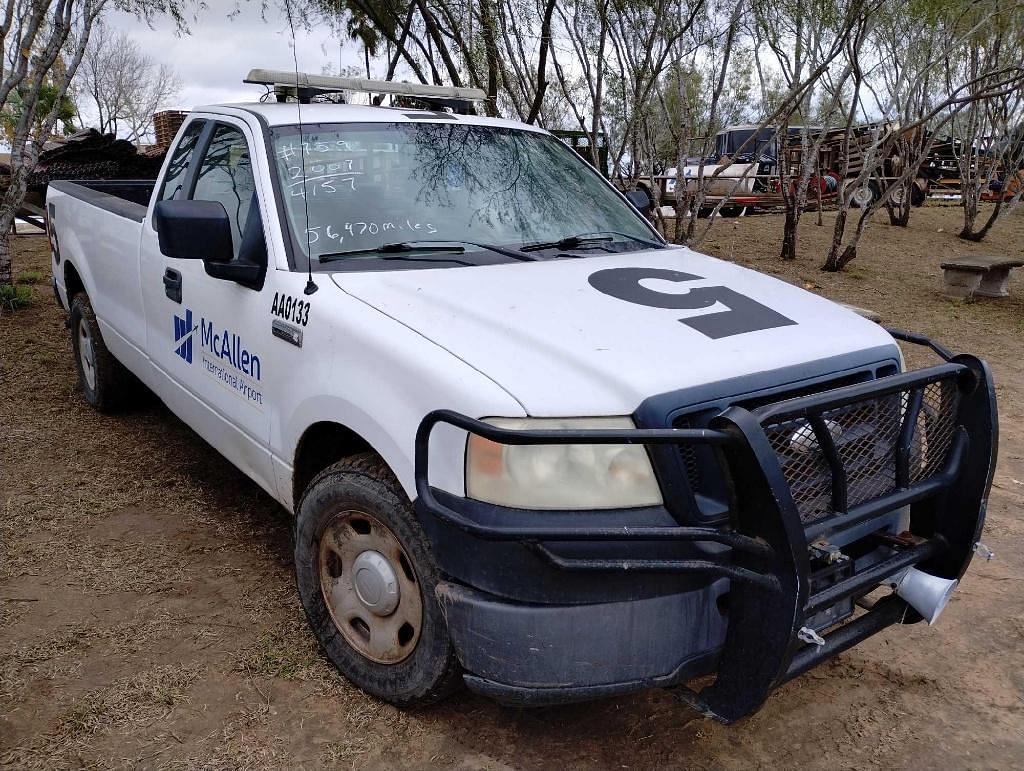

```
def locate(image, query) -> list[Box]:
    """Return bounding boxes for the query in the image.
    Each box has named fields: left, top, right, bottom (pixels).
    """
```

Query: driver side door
left=141, top=118, right=278, bottom=497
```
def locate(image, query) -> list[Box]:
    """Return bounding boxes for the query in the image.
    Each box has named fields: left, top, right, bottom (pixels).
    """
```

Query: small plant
left=0, top=282, right=33, bottom=312
left=17, top=270, right=44, bottom=284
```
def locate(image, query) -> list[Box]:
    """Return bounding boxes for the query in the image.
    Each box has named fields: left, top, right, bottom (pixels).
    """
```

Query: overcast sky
left=94, top=1, right=367, bottom=120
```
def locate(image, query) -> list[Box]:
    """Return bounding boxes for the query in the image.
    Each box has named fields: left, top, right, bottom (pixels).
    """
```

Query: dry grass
left=3, top=665, right=201, bottom=767
left=2, top=205, right=1023, bottom=769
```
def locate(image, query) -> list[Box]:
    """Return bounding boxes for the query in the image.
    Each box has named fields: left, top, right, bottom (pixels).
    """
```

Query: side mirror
left=155, top=199, right=234, bottom=263
left=624, top=188, right=653, bottom=215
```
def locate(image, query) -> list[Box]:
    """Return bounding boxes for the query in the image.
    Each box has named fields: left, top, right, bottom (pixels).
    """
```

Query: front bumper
left=414, top=331, right=997, bottom=722
left=438, top=580, right=728, bottom=705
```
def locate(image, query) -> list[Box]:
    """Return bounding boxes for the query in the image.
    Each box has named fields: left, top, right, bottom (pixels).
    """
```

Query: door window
left=158, top=120, right=205, bottom=202
left=191, top=123, right=257, bottom=259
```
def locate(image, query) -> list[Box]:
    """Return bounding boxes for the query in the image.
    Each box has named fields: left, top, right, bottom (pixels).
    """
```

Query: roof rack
left=244, top=69, right=488, bottom=112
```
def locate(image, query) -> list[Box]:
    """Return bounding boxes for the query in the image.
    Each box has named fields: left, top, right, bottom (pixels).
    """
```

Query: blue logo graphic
left=173, top=308, right=194, bottom=363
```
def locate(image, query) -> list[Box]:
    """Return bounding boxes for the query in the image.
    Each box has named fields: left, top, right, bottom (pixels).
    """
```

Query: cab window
left=191, top=123, right=257, bottom=259
left=158, top=120, right=205, bottom=202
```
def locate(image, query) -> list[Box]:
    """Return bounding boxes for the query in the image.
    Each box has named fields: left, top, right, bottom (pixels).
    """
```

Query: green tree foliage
left=2, top=83, right=77, bottom=143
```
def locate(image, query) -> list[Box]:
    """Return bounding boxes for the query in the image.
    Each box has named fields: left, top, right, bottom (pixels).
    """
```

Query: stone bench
left=940, top=256, right=1024, bottom=299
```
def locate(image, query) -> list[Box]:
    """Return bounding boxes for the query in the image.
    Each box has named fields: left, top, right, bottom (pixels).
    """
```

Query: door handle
left=163, top=268, right=182, bottom=303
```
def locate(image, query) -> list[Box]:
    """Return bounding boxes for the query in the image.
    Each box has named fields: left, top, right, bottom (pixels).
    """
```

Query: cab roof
left=193, top=101, right=547, bottom=134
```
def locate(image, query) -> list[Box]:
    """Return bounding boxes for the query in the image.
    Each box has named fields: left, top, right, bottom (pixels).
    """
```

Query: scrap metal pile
left=26, top=129, right=165, bottom=195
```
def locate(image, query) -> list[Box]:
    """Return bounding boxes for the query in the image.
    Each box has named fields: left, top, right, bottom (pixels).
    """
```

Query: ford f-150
left=45, top=74, right=997, bottom=723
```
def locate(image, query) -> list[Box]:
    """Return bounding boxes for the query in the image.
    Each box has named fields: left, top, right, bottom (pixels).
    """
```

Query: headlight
left=465, top=417, right=663, bottom=510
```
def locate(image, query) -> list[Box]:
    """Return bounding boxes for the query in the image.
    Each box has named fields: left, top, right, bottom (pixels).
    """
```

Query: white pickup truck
left=46, top=77, right=997, bottom=723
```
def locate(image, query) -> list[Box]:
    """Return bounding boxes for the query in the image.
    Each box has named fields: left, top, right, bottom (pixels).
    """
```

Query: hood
left=331, top=248, right=899, bottom=416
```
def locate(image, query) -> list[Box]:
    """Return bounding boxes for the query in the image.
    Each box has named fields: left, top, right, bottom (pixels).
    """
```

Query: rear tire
left=294, top=453, right=462, bottom=707
left=69, top=293, right=134, bottom=412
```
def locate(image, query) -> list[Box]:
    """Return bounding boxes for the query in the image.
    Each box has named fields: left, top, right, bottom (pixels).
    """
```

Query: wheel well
left=293, top=422, right=373, bottom=506
left=64, top=262, right=84, bottom=300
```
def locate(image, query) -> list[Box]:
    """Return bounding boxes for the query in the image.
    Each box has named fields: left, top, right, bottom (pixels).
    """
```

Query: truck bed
left=48, top=179, right=156, bottom=222
left=48, top=179, right=152, bottom=372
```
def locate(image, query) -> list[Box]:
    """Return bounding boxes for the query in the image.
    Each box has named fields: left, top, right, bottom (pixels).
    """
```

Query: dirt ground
left=2, top=204, right=1023, bottom=769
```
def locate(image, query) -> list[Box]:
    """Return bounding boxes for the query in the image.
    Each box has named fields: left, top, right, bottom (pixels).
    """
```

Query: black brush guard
left=414, top=331, right=997, bottom=723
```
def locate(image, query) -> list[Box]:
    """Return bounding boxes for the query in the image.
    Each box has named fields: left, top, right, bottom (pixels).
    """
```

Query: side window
left=191, top=123, right=257, bottom=259
left=159, top=120, right=205, bottom=202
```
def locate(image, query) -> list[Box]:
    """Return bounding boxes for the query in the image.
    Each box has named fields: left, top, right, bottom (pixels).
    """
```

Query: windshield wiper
left=520, top=231, right=665, bottom=253
left=318, top=240, right=534, bottom=263
left=379, top=253, right=476, bottom=267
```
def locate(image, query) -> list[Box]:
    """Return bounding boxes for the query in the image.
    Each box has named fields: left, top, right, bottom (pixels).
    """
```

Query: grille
left=762, top=378, right=961, bottom=524
left=669, top=367, right=888, bottom=517
left=675, top=416, right=703, bottom=492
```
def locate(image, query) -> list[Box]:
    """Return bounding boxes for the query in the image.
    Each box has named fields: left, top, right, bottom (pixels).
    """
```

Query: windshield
left=714, top=128, right=777, bottom=160
left=270, top=122, right=658, bottom=270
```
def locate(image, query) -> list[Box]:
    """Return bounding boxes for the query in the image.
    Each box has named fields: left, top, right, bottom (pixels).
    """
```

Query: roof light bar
left=244, top=69, right=488, bottom=103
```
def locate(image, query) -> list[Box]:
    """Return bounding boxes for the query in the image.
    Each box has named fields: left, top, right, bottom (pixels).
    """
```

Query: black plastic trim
left=238, top=108, right=298, bottom=271
left=464, top=647, right=721, bottom=707
left=48, top=180, right=150, bottom=223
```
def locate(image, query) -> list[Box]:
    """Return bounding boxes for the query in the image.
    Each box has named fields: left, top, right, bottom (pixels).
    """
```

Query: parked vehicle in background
left=646, top=125, right=815, bottom=215
left=551, top=129, right=609, bottom=177
left=644, top=123, right=936, bottom=216
left=46, top=73, right=997, bottom=724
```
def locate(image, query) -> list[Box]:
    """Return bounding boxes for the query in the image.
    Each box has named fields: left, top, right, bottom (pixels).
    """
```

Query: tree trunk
left=0, top=152, right=31, bottom=285
left=958, top=198, right=1002, bottom=241
left=777, top=119, right=799, bottom=260
left=0, top=232, right=12, bottom=285
left=822, top=243, right=857, bottom=272
left=815, top=158, right=823, bottom=227
left=673, top=70, right=690, bottom=244
left=885, top=180, right=912, bottom=226
left=822, top=206, right=871, bottom=272
left=780, top=212, right=799, bottom=261
left=524, top=0, right=557, bottom=124
left=477, top=0, right=501, bottom=117
left=822, top=205, right=849, bottom=272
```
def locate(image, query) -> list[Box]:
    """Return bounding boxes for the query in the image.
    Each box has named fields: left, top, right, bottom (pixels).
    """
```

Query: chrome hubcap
left=78, top=321, right=96, bottom=391
left=318, top=510, right=422, bottom=664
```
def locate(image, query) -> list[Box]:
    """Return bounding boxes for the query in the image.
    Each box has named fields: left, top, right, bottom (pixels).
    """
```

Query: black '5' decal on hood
left=588, top=267, right=797, bottom=339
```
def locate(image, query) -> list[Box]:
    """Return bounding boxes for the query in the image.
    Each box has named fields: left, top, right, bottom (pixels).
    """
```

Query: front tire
left=294, top=453, right=462, bottom=706
left=69, top=293, right=133, bottom=412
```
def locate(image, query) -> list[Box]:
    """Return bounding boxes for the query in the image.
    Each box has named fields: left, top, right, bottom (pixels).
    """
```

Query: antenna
left=283, top=2, right=318, bottom=296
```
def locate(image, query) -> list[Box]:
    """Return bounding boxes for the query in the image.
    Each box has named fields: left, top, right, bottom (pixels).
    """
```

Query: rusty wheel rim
left=318, top=510, right=423, bottom=664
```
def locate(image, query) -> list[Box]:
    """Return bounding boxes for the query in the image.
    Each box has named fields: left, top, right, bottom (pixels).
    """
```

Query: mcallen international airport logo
left=173, top=308, right=195, bottom=364
left=170, top=307, right=264, bottom=406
